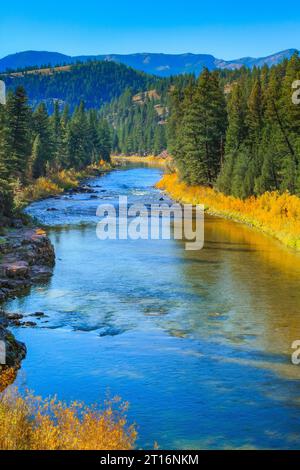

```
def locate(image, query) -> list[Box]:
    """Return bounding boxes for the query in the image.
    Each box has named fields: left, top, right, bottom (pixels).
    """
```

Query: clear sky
left=0, top=0, right=299, bottom=59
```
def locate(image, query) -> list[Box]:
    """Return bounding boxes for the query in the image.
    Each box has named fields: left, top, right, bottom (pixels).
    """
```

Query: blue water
left=4, top=166, right=300, bottom=449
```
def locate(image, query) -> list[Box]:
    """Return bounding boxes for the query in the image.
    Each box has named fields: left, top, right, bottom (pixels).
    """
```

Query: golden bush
left=50, top=170, right=79, bottom=190
left=156, top=173, right=300, bottom=250
left=0, top=384, right=137, bottom=450
left=22, top=177, right=63, bottom=202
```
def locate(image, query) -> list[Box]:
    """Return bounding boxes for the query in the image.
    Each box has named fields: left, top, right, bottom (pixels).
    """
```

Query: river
left=4, top=165, right=300, bottom=449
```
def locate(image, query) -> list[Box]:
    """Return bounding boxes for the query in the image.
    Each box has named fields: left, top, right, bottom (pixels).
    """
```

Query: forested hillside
left=1, top=52, right=300, bottom=223
left=100, top=74, right=191, bottom=155
left=101, top=89, right=167, bottom=155
left=1, top=60, right=159, bottom=111
left=0, top=87, right=111, bottom=217
left=168, top=53, right=300, bottom=197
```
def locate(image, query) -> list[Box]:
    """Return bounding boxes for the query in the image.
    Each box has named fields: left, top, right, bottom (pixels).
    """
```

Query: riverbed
left=4, top=165, right=300, bottom=449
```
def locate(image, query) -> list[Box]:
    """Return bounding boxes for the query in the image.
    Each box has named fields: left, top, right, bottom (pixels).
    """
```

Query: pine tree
left=217, top=152, right=235, bottom=195
left=29, top=135, right=43, bottom=179
left=50, top=100, right=63, bottom=170
left=153, top=124, right=166, bottom=155
left=98, top=119, right=112, bottom=162
left=67, top=101, right=90, bottom=169
left=174, top=69, right=227, bottom=185
left=225, top=81, right=247, bottom=154
left=5, top=87, right=31, bottom=181
left=32, top=103, right=53, bottom=177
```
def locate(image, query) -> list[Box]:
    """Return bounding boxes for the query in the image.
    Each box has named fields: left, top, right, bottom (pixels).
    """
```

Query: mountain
left=94, top=53, right=217, bottom=77
left=215, top=48, right=298, bottom=70
left=1, top=60, right=158, bottom=110
left=0, top=49, right=298, bottom=76
left=0, top=51, right=74, bottom=72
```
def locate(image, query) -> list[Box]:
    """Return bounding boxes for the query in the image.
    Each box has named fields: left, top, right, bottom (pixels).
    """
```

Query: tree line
left=101, top=75, right=192, bottom=156
left=0, top=86, right=111, bottom=217
left=2, top=61, right=160, bottom=111
left=1, top=54, right=300, bottom=221
left=168, top=53, right=300, bottom=198
left=101, top=88, right=167, bottom=155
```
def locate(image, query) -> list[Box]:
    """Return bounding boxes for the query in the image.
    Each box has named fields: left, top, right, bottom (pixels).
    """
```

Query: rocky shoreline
left=0, top=170, right=112, bottom=380
left=0, top=221, right=55, bottom=373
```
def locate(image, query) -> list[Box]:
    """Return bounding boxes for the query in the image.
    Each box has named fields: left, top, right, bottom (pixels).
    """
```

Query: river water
left=4, top=165, right=300, bottom=449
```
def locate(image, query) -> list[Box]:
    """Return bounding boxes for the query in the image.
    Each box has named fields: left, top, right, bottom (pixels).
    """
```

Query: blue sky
left=0, top=0, right=299, bottom=59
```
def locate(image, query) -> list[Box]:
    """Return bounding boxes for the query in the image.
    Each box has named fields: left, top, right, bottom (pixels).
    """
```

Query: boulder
left=31, top=311, right=45, bottom=317
left=0, top=226, right=55, bottom=302
left=4, top=261, right=29, bottom=279
left=5, top=313, right=23, bottom=321
left=21, top=321, right=37, bottom=327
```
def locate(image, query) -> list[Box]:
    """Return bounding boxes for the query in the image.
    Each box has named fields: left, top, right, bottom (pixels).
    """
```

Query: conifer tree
left=5, top=87, right=31, bottom=181
left=32, top=103, right=53, bottom=177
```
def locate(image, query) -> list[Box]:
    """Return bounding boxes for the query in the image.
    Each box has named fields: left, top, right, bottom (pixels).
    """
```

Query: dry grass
left=112, top=155, right=170, bottom=167
left=156, top=173, right=300, bottom=250
left=22, top=177, right=63, bottom=202
left=0, top=370, right=137, bottom=450
left=6, top=65, right=71, bottom=78
left=50, top=169, right=80, bottom=191
left=132, top=89, right=161, bottom=104
left=17, top=162, right=112, bottom=205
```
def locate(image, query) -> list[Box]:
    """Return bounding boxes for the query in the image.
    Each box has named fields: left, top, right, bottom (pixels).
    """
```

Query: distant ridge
left=0, top=49, right=298, bottom=76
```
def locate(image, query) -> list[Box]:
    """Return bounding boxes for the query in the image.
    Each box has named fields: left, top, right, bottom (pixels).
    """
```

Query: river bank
left=0, top=160, right=115, bottom=375
left=0, top=223, right=55, bottom=373
left=111, top=154, right=170, bottom=167
left=0, top=165, right=112, bottom=374
left=0, top=161, right=112, bottom=371
left=156, top=173, right=300, bottom=251
left=17, top=162, right=112, bottom=206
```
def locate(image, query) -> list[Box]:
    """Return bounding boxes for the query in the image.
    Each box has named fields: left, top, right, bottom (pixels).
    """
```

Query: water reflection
left=4, top=166, right=300, bottom=449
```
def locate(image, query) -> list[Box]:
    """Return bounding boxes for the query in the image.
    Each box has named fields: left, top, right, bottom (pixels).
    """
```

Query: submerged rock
left=31, top=311, right=46, bottom=317
left=21, top=321, right=37, bottom=327
left=5, top=313, right=23, bottom=321
left=66, top=185, right=96, bottom=195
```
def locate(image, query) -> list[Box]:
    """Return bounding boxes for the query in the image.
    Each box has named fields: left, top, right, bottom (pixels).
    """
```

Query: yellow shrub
left=112, top=155, right=169, bottom=167
left=16, top=164, right=112, bottom=206
left=156, top=173, right=300, bottom=250
left=22, top=177, right=62, bottom=202
left=0, top=368, right=17, bottom=392
left=0, top=384, right=137, bottom=450
left=50, top=170, right=79, bottom=190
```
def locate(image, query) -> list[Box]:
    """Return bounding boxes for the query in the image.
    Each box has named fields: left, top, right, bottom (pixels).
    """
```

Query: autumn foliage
left=17, top=164, right=111, bottom=205
left=156, top=173, right=300, bottom=250
left=0, top=371, right=137, bottom=450
left=112, top=154, right=170, bottom=167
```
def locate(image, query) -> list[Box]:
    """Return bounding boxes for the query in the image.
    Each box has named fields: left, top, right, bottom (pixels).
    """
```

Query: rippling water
left=4, top=165, right=300, bottom=449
